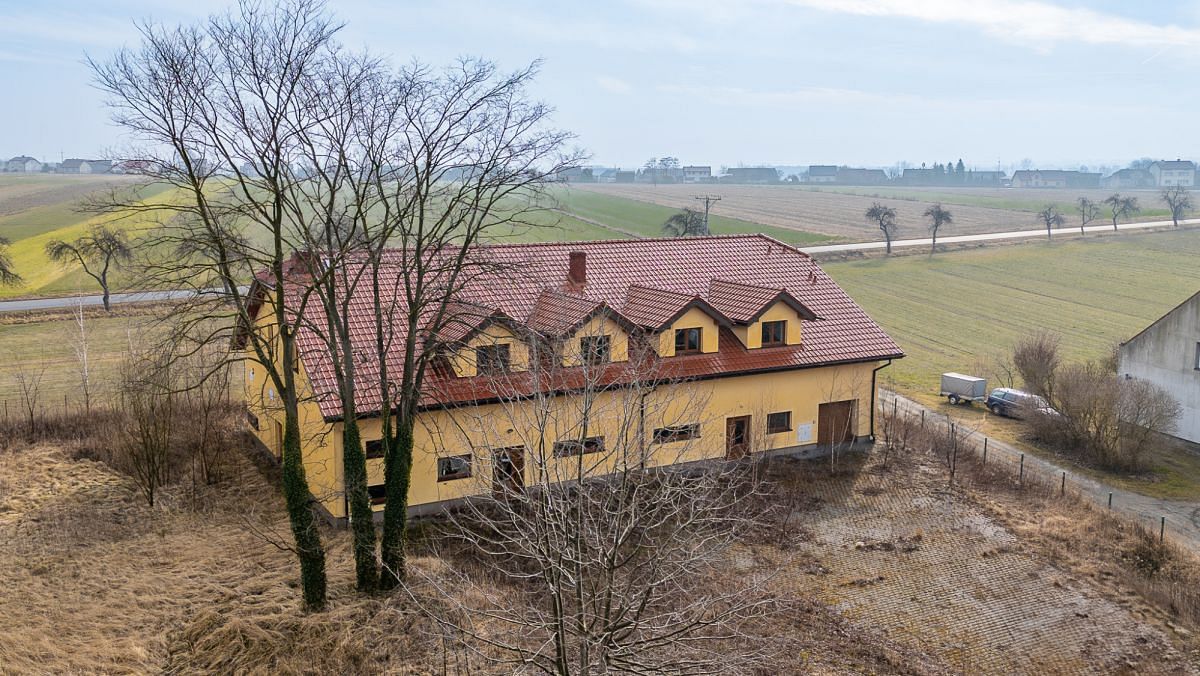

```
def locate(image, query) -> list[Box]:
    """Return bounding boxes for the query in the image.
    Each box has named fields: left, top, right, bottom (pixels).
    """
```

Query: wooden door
left=818, top=400, right=857, bottom=447
left=725, top=415, right=751, bottom=459
left=493, top=446, right=525, bottom=495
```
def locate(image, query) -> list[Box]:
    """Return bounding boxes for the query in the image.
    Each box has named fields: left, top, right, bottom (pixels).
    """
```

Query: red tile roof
left=284, top=234, right=903, bottom=420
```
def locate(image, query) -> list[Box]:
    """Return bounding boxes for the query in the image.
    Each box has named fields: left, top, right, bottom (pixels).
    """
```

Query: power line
left=693, top=194, right=721, bottom=235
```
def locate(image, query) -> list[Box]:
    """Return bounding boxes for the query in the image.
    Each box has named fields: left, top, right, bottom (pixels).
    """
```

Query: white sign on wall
left=796, top=423, right=814, bottom=444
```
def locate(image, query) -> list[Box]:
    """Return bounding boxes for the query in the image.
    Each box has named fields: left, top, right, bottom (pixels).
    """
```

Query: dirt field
left=574, top=183, right=1171, bottom=241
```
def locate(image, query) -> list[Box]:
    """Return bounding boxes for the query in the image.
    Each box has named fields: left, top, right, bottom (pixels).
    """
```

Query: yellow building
left=242, top=235, right=903, bottom=521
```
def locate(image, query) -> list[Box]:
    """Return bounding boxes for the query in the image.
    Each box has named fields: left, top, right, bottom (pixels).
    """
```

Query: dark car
left=986, top=388, right=1054, bottom=419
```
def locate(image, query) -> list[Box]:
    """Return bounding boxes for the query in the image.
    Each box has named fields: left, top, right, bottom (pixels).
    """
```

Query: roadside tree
left=1161, top=186, right=1193, bottom=228
left=44, top=226, right=132, bottom=311
left=1103, top=193, right=1140, bottom=230
left=1036, top=204, right=1066, bottom=240
left=865, top=202, right=898, bottom=253
left=1076, top=197, right=1100, bottom=235
left=923, top=203, right=952, bottom=255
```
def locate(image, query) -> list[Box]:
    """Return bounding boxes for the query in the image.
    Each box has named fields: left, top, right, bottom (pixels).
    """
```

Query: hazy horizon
left=3, top=0, right=1199, bottom=170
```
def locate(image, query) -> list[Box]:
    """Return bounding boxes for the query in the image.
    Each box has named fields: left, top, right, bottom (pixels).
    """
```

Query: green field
left=552, top=188, right=834, bottom=244
left=824, top=231, right=1200, bottom=497
left=824, top=231, right=1200, bottom=392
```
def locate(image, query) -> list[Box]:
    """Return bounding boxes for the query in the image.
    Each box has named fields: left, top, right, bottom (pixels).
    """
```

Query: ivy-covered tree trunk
left=342, top=416, right=378, bottom=592
left=281, top=395, right=328, bottom=611
left=379, top=414, right=414, bottom=589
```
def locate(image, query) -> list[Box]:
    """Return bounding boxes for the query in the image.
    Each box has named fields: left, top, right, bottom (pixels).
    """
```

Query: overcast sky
left=3, top=0, right=1199, bottom=170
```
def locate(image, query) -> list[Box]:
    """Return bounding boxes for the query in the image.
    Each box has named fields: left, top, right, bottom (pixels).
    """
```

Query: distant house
left=1148, top=160, right=1195, bottom=188
left=682, top=165, right=711, bottom=183
left=1118, top=290, right=1200, bottom=444
left=594, top=168, right=618, bottom=184
left=6, top=155, right=42, bottom=173
left=60, top=158, right=113, bottom=174
left=962, top=170, right=1006, bottom=187
left=553, top=167, right=594, bottom=183
left=614, top=170, right=636, bottom=183
left=835, top=167, right=887, bottom=185
left=806, top=165, right=838, bottom=184
left=1102, top=168, right=1154, bottom=189
left=722, top=167, right=779, bottom=184
left=1010, top=170, right=1100, bottom=189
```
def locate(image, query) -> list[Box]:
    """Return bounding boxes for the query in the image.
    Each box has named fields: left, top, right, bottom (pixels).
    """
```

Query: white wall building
left=1118, top=290, right=1200, bottom=444
left=1148, top=160, right=1195, bottom=187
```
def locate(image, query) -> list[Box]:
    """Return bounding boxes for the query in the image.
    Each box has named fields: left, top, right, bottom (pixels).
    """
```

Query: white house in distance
left=6, top=155, right=42, bottom=172
left=1148, top=160, right=1195, bottom=188
left=682, top=165, right=711, bottom=183
left=1118, top=290, right=1200, bottom=444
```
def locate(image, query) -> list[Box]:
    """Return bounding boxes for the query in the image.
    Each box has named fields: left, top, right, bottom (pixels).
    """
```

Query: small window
left=476, top=344, right=511, bottom=375
left=653, top=424, right=700, bottom=444
left=581, top=335, right=612, bottom=366
left=761, top=320, right=786, bottom=346
left=246, top=411, right=260, bottom=431
left=674, top=327, right=702, bottom=354
left=368, top=484, right=386, bottom=505
left=767, top=411, right=792, bottom=434
left=553, top=436, right=605, bottom=457
left=365, top=439, right=385, bottom=459
left=1194, top=342, right=1200, bottom=371
left=437, top=454, right=472, bottom=481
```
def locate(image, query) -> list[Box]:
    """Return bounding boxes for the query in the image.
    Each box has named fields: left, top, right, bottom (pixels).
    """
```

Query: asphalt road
left=884, top=391, right=1200, bottom=553
left=800, top=216, right=1200, bottom=254
left=0, top=288, right=234, bottom=314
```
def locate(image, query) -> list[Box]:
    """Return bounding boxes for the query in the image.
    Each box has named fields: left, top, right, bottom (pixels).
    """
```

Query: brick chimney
left=567, top=251, right=587, bottom=288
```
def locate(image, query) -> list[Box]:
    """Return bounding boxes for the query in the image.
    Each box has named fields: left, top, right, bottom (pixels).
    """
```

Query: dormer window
left=581, top=335, right=611, bottom=366
left=761, top=320, right=786, bottom=347
left=674, top=327, right=702, bottom=354
left=476, top=344, right=511, bottom=375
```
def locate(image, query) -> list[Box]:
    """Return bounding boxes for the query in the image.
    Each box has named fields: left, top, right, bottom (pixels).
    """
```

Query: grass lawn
left=554, top=187, right=835, bottom=245
left=823, top=230, right=1200, bottom=498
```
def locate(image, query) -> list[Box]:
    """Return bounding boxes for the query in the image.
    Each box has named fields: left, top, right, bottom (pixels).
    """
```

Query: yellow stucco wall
left=656, top=306, right=720, bottom=356
left=731, top=301, right=803, bottom=349
left=560, top=314, right=630, bottom=367
left=243, top=305, right=882, bottom=521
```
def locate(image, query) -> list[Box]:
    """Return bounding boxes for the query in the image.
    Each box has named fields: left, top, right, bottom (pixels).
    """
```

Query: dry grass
left=3, top=404, right=1199, bottom=673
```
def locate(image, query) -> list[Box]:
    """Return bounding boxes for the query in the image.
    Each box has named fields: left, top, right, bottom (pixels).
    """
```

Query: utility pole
left=693, top=194, right=721, bottom=235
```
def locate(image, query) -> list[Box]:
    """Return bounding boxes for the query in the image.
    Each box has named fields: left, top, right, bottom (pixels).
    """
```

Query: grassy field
left=575, top=183, right=1175, bottom=240
left=823, top=229, right=1200, bottom=497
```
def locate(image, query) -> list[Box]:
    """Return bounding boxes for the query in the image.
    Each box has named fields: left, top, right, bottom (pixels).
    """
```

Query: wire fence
left=878, top=394, right=1190, bottom=550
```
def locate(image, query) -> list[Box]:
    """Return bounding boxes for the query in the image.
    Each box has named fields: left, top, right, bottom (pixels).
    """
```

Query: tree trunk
left=342, top=417, right=378, bottom=592
left=379, top=413, right=414, bottom=589
left=281, top=396, right=328, bottom=611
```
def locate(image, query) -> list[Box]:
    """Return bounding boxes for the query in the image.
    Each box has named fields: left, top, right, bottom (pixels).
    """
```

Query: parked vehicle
left=985, top=388, right=1055, bottom=419
left=940, top=372, right=987, bottom=405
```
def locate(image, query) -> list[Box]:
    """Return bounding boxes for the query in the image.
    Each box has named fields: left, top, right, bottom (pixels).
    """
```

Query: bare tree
left=410, top=333, right=773, bottom=673
left=73, top=299, right=92, bottom=413
left=662, top=207, right=708, bottom=237
left=923, top=203, right=952, bottom=256
left=118, top=348, right=177, bottom=507
left=1161, top=186, right=1193, bottom=228
left=182, top=345, right=232, bottom=486
left=1036, top=204, right=1065, bottom=240
left=865, top=202, right=898, bottom=254
left=89, top=0, right=343, bottom=610
left=0, top=237, right=21, bottom=286
left=1076, top=196, right=1100, bottom=235
left=45, top=226, right=133, bottom=311
left=1103, top=193, right=1140, bottom=230
left=13, top=360, right=46, bottom=437
left=1012, top=330, right=1060, bottom=402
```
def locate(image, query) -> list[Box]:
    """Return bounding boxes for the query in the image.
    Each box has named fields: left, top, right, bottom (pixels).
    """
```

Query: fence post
left=982, top=438, right=988, bottom=465
left=1019, top=453, right=1024, bottom=486
left=921, top=410, right=925, bottom=428
left=1060, top=471, right=1065, bottom=496
left=1107, top=492, right=1113, bottom=509
left=1161, top=516, right=1166, bottom=544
